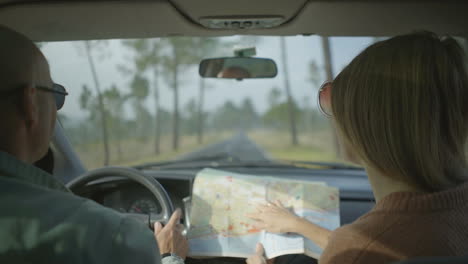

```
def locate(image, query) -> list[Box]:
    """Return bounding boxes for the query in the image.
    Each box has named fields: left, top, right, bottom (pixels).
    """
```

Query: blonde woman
left=246, top=32, right=468, bottom=264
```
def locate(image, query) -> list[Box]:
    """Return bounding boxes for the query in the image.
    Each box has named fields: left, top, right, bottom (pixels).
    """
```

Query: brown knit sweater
left=319, top=183, right=468, bottom=264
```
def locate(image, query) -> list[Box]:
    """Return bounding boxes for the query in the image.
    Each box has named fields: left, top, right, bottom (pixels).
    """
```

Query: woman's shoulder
left=319, top=222, right=370, bottom=264
left=319, top=212, right=404, bottom=264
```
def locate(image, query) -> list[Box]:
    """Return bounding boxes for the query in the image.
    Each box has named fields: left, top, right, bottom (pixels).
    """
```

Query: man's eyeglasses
left=0, top=83, right=68, bottom=110
left=36, top=83, right=68, bottom=110
left=317, top=81, right=332, bottom=117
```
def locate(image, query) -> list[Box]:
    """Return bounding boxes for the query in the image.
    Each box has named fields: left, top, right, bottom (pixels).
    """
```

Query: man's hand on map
left=246, top=200, right=300, bottom=234
left=154, top=208, right=189, bottom=260
left=246, top=243, right=267, bottom=264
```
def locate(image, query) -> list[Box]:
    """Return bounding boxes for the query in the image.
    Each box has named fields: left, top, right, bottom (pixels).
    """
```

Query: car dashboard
left=72, top=167, right=375, bottom=264
left=77, top=178, right=191, bottom=216
left=78, top=167, right=374, bottom=226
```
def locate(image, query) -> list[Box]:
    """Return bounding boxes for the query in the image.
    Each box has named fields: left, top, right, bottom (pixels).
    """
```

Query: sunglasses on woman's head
left=318, top=81, right=333, bottom=118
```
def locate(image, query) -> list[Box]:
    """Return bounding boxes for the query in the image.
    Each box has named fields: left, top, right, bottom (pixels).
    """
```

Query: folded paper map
left=186, top=168, right=340, bottom=259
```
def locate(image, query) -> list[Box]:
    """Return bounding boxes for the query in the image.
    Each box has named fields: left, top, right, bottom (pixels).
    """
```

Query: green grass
left=74, top=132, right=230, bottom=170
left=248, top=130, right=341, bottom=163
left=122, top=143, right=208, bottom=167
left=72, top=129, right=347, bottom=170
left=267, top=145, right=336, bottom=162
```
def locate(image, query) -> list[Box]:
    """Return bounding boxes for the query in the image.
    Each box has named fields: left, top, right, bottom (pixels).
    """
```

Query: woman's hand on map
left=246, top=200, right=300, bottom=234
left=248, top=201, right=332, bottom=250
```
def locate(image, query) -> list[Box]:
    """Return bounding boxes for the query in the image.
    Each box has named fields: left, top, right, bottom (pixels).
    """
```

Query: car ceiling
left=0, top=0, right=466, bottom=41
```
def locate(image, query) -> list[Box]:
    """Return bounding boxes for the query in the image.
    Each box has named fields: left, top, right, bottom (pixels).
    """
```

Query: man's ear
left=19, top=85, right=39, bottom=129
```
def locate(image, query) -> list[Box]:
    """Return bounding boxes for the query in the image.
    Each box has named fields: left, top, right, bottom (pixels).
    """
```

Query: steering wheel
left=66, top=166, right=174, bottom=229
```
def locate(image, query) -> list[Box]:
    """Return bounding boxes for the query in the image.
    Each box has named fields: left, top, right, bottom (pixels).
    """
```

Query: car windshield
left=40, top=36, right=375, bottom=170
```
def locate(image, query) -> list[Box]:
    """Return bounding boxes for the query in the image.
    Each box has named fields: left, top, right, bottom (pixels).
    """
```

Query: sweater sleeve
left=319, top=225, right=368, bottom=264
left=319, top=216, right=404, bottom=264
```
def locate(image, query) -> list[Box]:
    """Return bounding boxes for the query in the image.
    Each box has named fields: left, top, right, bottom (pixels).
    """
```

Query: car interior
left=1, top=1, right=467, bottom=263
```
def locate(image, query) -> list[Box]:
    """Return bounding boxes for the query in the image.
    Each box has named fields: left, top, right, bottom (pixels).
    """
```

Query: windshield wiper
left=136, top=157, right=362, bottom=171
left=279, top=160, right=363, bottom=170
left=134, top=152, right=241, bottom=170
left=138, top=160, right=301, bottom=170
left=204, top=160, right=362, bottom=170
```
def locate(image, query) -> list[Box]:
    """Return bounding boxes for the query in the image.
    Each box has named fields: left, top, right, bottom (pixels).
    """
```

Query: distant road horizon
left=176, top=132, right=270, bottom=162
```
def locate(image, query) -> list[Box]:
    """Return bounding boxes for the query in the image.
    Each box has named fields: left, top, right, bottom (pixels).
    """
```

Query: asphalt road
left=177, top=132, right=270, bottom=162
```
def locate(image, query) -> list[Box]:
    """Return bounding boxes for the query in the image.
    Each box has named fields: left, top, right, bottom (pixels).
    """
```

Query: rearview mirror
left=199, top=57, right=277, bottom=80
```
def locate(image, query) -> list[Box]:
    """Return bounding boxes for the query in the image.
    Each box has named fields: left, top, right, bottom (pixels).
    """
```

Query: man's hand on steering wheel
left=154, top=208, right=189, bottom=260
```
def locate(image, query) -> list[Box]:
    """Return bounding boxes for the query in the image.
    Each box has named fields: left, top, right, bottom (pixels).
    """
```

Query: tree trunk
left=85, top=41, right=110, bottom=166
left=116, top=125, right=122, bottom=161
left=321, top=36, right=341, bottom=158
left=154, top=67, right=161, bottom=155
left=462, top=38, right=468, bottom=157
left=115, top=112, right=123, bottom=161
left=280, top=37, right=299, bottom=146
left=197, top=78, right=205, bottom=144
left=172, top=49, right=180, bottom=150
left=322, top=37, right=334, bottom=82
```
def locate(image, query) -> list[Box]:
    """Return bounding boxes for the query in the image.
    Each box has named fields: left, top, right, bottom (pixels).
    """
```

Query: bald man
left=0, top=26, right=188, bottom=263
left=217, top=66, right=251, bottom=79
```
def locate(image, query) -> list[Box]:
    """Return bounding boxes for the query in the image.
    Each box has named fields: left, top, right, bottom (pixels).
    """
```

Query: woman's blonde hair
left=332, top=32, right=468, bottom=192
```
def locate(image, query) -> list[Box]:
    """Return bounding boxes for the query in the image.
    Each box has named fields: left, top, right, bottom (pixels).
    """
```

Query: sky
left=40, top=36, right=374, bottom=122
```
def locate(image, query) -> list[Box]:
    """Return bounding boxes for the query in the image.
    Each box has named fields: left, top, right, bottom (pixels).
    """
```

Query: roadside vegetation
left=56, top=36, right=342, bottom=169
left=73, top=133, right=230, bottom=170
left=249, top=130, right=337, bottom=162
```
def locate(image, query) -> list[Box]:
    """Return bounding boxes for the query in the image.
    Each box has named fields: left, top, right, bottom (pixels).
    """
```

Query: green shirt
left=0, top=151, right=163, bottom=264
